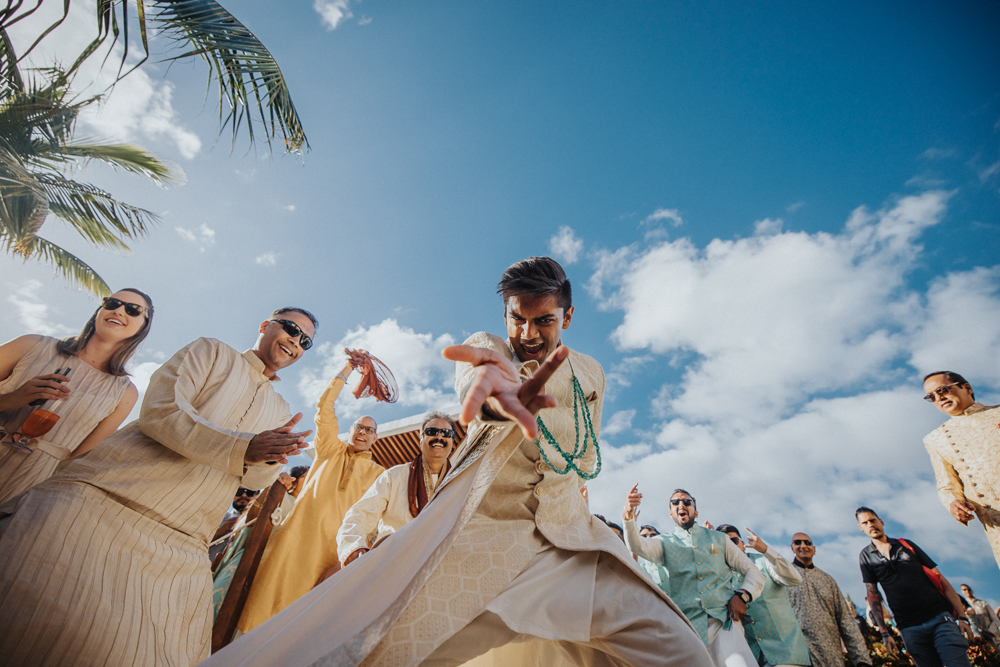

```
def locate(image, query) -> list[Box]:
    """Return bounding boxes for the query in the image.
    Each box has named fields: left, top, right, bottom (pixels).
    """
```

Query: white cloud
left=358, top=16, right=373, bottom=26
left=175, top=224, right=216, bottom=252
left=642, top=208, right=684, bottom=227
left=297, top=319, right=456, bottom=422
left=920, top=147, right=958, bottom=160
left=786, top=201, right=806, bottom=213
left=7, top=0, right=201, bottom=159
left=979, top=159, right=1000, bottom=183
left=602, top=409, right=636, bottom=437
left=581, top=189, right=1000, bottom=603
left=314, top=0, right=354, bottom=30
left=6, top=280, right=76, bottom=337
left=548, top=226, right=584, bottom=265
left=753, top=217, right=783, bottom=236
left=256, top=252, right=279, bottom=267
left=283, top=205, right=296, bottom=212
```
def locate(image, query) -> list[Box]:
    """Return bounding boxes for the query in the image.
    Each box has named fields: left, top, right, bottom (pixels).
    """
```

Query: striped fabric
left=0, top=336, right=131, bottom=503
left=0, top=338, right=290, bottom=666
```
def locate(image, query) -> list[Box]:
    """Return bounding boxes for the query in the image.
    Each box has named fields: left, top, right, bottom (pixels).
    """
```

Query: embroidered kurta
left=337, top=462, right=438, bottom=563
left=640, top=555, right=670, bottom=591
left=203, top=332, right=711, bottom=667
left=741, top=551, right=812, bottom=666
left=788, top=562, right=869, bottom=667
left=237, top=375, right=384, bottom=633
left=0, top=336, right=132, bottom=504
left=624, top=521, right=765, bottom=644
left=923, top=403, right=1000, bottom=568
left=0, top=338, right=288, bottom=667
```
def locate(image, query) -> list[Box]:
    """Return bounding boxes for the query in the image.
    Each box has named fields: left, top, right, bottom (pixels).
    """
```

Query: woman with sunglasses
left=0, top=289, right=154, bottom=503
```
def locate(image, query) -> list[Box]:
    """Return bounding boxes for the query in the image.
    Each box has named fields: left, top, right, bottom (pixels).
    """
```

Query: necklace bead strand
left=533, top=372, right=602, bottom=481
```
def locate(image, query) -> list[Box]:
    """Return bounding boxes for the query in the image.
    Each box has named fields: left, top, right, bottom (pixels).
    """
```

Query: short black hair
left=497, top=256, right=572, bottom=311
left=923, top=371, right=974, bottom=400
left=607, top=521, right=624, bottom=542
left=593, top=513, right=608, bottom=524
left=716, top=524, right=740, bottom=538
left=289, top=465, right=310, bottom=480
left=271, top=307, right=319, bottom=330
left=855, top=506, right=880, bottom=521
left=671, top=488, right=696, bottom=508
left=640, top=524, right=660, bottom=535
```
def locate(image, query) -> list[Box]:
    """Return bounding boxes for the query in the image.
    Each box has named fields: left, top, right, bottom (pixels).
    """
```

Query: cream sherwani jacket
left=203, top=333, right=709, bottom=667
left=923, top=403, right=1000, bottom=568
left=0, top=338, right=289, bottom=667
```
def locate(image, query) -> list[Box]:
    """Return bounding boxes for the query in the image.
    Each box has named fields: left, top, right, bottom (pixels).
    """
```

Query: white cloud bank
left=584, top=189, right=1000, bottom=600
left=549, top=226, right=584, bottom=265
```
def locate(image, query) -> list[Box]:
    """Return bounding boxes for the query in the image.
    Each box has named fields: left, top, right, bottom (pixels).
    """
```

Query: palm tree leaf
left=148, top=0, right=308, bottom=152
left=35, top=172, right=158, bottom=248
left=60, top=142, right=178, bottom=185
left=0, top=28, right=24, bottom=102
left=10, top=233, right=111, bottom=297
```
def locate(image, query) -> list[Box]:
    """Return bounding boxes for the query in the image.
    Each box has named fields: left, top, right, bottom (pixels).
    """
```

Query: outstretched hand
left=443, top=344, right=569, bottom=439
left=623, top=483, right=642, bottom=521
left=245, top=413, right=313, bottom=465
left=745, top=527, right=767, bottom=554
left=949, top=499, right=976, bottom=525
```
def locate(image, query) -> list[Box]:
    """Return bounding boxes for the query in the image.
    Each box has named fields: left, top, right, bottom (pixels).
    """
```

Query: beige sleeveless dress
left=0, top=336, right=132, bottom=504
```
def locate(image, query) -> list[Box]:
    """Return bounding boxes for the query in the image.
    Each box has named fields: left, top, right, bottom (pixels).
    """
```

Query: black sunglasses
left=730, top=536, right=741, bottom=545
left=102, top=296, right=148, bottom=318
left=235, top=488, right=258, bottom=497
left=271, top=319, right=313, bottom=350
left=423, top=427, right=455, bottom=439
left=670, top=498, right=694, bottom=507
left=792, top=539, right=813, bottom=546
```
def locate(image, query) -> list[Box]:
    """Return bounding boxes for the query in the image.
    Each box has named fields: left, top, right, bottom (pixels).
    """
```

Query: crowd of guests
left=0, top=259, right=997, bottom=666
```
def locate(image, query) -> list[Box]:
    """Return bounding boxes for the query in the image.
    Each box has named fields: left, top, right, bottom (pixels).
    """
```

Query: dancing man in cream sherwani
left=204, top=256, right=711, bottom=667
left=0, top=308, right=318, bottom=667
left=921, top=371, right=1000, bottom=570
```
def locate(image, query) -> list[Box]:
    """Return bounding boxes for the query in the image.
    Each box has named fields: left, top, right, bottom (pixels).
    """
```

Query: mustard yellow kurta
left=238, top=375, right=385, bottom=633
left=924, top=402, right=1000, bottom=568
left=0, top=336, right=132, bottom=504
left=202, top=333, right=710, bottom=667
left=0, top=338, right=289, bottom=667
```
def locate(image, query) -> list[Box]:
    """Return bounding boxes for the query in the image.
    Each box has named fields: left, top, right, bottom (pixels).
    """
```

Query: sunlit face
left=255, top=311, right=315, bottom=376
left=348, top=416, right=377, bottom=453
left=504, top=293, right=574, bottom=364
left=857, top=512, right=885, bottom=540
left=961, top=585, right=974, bottom=599
left=669, top=492, right=697, bottom=530
left=725, top=531, right=746, bottom=552
left=923, top=374, right=975, bottom=417
left=791, top=532, right=815, bottom=563
left=420, top=418, right=456, bottom=469
left=94, top=290, right=149, bottom=342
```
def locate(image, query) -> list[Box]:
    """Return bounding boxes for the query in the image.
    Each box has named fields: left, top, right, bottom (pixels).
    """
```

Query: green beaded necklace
left=534, top=362, right=601, bottom=480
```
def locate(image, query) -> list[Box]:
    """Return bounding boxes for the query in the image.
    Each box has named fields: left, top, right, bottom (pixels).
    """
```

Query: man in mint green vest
left=717, top=525, right=812, bottom=667
left=624, top=486, right=765, bottom=667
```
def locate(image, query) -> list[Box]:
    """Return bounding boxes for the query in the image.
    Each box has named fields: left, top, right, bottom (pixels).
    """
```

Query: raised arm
left=725, top=539, right=765, bottom=601
left=313, top=362, right=353, bottom=458
left=621, top=484, right=665, bottom=564
left=745, top=528, right=802, bottom=587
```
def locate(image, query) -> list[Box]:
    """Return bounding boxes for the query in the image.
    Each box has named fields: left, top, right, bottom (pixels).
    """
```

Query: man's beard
left=678, top=517, right=696, bottom=530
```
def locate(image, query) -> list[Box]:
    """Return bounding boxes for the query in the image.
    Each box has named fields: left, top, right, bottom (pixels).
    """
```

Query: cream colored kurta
left=202, top=332, right=711, bottom=667
left=923, top=403, right=1000, bottom=568
left=337, top=462, right=439, bottom=563
left=0, top=336, right=131, bottom=504
left=238, top=375, right=384, bottom=633
left=0, top=337, right=289, bottom=667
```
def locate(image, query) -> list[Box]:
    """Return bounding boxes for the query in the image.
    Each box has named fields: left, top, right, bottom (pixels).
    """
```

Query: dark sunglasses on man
left=102, top=296, right=148, bottom=318
left=792, top=539, right=812, bottom=546
left=670, top=498, right=694, bottom=507
left=270, top=318, right=313, bottom=351
left=234, top=488, right=258, bottom=498
left=923, top=382, right=962, bottom=403
left=423, top=427, right=455, bottom=439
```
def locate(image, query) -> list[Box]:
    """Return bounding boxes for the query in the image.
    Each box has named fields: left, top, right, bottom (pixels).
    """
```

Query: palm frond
left=8, top=233, right=111, bottom=297
left=0, top=28, right=24, bottom=101
left=149, top=0, right=308, bottom=153
left=36, top=172, right=158, bottom=249
left=59, top=142, right=178, bottom=185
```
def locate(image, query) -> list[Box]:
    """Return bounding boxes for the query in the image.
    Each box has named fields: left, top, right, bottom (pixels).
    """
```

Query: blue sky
left=3, top=0, right=1000, bottom=611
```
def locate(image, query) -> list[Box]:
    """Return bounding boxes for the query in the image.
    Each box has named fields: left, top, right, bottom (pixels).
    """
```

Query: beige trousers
left=424, top=552, right=713, bottom=667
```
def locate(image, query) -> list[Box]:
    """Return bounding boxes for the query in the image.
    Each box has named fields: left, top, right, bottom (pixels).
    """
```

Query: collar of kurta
left=338, top=442, right=374, bottom=491
left=242, top=349, right=280, bottom=381
left=793, top=558, right=815, bottom=569
left=671, top=524, right=699, bottom=538
left=962, top=402, right=986, bottom=416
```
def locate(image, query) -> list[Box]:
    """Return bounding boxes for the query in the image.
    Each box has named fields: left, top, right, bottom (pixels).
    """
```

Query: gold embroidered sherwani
left=923, top=402, right=1000, bottom=568
left=238, top=375, right=384, bottom=632
left=0, top=338, right=289, bottom=667
left=202, top=333, right=711, bottom=667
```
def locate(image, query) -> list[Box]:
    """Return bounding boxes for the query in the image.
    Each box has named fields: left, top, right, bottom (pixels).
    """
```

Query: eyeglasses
left=423, top=427, right=455, bottom=439
left=102, top=297, right=148, bottom=318
left=270, top=319, right=313, bottom=351
left=729, top=536, right=741, bottom=545
left=923, top=382, right=962, bottom=403
left=792, top=539, right=813, bottom=546
left=352, top=424, right=376, bottom=435
left=235, top=488, right=258, bottom=497
left=670, top=498, right=694, bottom=507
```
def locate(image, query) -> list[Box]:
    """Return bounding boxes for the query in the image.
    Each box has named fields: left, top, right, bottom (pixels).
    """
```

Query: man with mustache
left=787, top=532, right=872, bottom=667
left=921, top=371, right=1000, bottom=570
left=333, top=412, right=458, bottom=570
left=0, top=307, right=316, bottom=666
left=238, top=356, right=385, bottom=633
left=624, top=487, right=764, bottom=667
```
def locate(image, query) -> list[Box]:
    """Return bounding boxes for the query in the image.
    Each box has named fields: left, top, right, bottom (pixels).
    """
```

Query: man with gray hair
left=238, top=355, right=385, bottom=633
left=333, top=411, right=459, bottom=572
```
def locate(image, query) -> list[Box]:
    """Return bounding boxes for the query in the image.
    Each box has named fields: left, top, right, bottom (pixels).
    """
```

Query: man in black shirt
left=856, top=506, right=971, bottom=667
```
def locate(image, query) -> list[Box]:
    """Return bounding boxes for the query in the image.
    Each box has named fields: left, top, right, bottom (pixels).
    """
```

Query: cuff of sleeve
left=227, top=434, right=255, bottom=477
